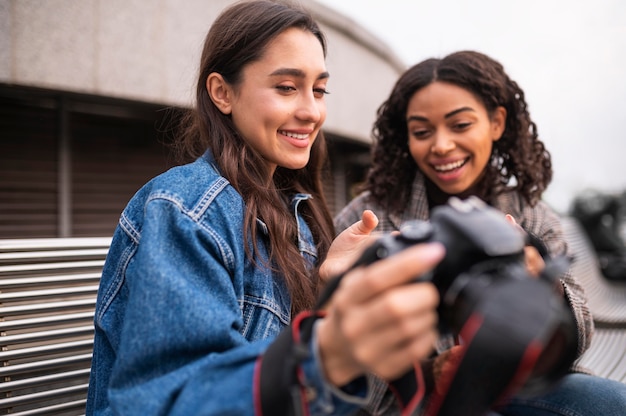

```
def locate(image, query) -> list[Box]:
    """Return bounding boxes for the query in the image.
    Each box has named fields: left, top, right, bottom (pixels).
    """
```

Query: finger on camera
left=339, top=290, right=438, bottom=349
left=505, top=214, right=528, bottom=236
left=339, top=243, right=445, bottom=304
left=364, top=331, right=439, bottom=380
left=343, top=283, right=439, bottom=336
left=524, top=245, right=545, bottom=277
left=364, top=307, right=438, bottom=351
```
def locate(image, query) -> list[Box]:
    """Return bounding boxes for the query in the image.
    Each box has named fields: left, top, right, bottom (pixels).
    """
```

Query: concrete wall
left=0, top=0, right=405, bottom=144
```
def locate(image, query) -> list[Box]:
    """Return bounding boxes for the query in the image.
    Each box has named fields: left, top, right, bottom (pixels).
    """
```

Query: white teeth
left=280, top=131, right=308, bottom=140
left=434, top=159, right=465, bottom=172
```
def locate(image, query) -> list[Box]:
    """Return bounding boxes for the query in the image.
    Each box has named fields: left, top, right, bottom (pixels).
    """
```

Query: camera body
left=353, top=197, right=530, bottom=330
left=354, top=197, right=526, bottom=324
left=350, top=197, right=578, bottom=410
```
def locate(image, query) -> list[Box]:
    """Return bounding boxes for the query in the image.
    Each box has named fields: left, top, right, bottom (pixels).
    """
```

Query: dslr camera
left=336, top=197, right=578, bottom=415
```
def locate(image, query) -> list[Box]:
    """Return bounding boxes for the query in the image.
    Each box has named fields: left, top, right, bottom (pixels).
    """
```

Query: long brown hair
left=365, top=50, right=552, bottom=214
left=174, top=0, right=334, bottom=315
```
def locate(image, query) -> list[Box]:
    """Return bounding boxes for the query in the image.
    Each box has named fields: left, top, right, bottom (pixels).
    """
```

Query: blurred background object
left=570, top=189, right=626, bottom=282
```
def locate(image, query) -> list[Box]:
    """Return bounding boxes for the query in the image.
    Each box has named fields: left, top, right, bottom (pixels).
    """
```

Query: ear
left=206, top=72, right=233, bottom=115
left=491, top=106, right=507, bottom=141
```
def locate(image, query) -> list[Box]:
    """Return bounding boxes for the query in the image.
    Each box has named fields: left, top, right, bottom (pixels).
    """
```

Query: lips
left=279, top=130, right=312, bottom=149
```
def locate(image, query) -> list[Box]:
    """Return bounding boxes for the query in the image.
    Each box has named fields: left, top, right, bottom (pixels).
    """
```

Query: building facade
left=0, top=0, right=405, bottom=238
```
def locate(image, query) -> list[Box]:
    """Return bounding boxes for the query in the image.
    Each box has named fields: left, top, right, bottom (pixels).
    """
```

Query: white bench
left=0, top=237, right=110, bottom=416
left=0, top=217, right=623, bottom=415
left=561, top=217, right=626, bottom=382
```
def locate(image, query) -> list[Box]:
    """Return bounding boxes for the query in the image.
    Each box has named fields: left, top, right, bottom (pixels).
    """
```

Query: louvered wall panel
left=0, top=96, right=59, bottom=238
left=70, top=112, right=175, bottom=237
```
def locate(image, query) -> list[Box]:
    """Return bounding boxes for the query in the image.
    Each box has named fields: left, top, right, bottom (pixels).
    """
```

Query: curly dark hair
left=364, top=50, right=552, bottom=215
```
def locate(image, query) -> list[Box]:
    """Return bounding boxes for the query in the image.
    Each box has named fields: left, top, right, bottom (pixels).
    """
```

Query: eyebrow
left=269, top=68, right=330, bottom=80
left=407, top=106, right=476, bottom=122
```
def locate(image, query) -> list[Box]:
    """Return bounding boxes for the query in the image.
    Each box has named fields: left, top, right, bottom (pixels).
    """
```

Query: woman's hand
left=505, top=214, right=545, bottom=277
left=316, top=242, right=444, bottom=386
left=318, top=210, right=380, bottom=282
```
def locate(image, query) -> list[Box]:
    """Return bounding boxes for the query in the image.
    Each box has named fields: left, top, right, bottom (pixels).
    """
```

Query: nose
left=295, top=92, right=324, bottom=124
left=430, top=131, right=456, bottom=155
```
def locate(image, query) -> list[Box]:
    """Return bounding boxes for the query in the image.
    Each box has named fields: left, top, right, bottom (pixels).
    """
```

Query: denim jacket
left=86, top=152, right=367, bottom=415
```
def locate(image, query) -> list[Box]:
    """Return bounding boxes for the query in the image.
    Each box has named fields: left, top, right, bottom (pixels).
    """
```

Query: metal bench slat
left=0, top=353, right=92, bottom=377
left=0, top=273, right=101, bottom=289
left=0, top=312, right=94, bottom=332
left=0, top=383, right=88, bottom=408
left=0, top=299, right=96, bottom=317
left=0, top=326, right=94, bottom=345
left=0, top=368, right=91, bottom=393
left=0, top=260, right=106, bottom=275
left=4, top=399, right=87, bottom=416
left=0, top=285, right=99, bottom=303
left=0, top=339, right=93, bottom=361
left=0, top=248, right=110, bottom=262
left=0, top=237, right=111, bottom=251
left=5, top=400, right=87, bottom=416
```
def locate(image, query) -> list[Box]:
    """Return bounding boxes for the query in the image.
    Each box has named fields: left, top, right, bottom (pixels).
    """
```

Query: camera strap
left=255, top=310, right=323, bottom=416
left=255, top=309, right=427, bottom=416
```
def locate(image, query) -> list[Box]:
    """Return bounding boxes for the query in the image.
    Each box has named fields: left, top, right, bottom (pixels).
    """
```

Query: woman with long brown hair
left=86, top=2, right=442, bottom=414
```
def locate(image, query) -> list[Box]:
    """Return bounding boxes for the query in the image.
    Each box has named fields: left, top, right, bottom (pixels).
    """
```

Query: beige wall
left=0, top=0, right=405, bottom=144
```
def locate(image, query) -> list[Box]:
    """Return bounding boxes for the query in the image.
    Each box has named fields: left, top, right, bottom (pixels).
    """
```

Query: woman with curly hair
left=335, top=50, right=626, bottom=415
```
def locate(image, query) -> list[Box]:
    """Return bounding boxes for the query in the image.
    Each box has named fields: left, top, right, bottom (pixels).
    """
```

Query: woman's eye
left=453, top=122, right=471, bottom=130
left=313, top=88, right=330, bottom=98
left=410, top=128, right=430, bottom=139
left=276, top=85, right=296, bottom=92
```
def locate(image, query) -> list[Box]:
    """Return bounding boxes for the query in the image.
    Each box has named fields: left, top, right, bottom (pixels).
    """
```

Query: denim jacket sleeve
left=97, top=197, right=261, bottom=414
left=87, top=163, right=369, bottom=415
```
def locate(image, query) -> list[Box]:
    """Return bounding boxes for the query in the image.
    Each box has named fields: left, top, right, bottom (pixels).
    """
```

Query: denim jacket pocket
left=240, top=293, right=290, bottom=340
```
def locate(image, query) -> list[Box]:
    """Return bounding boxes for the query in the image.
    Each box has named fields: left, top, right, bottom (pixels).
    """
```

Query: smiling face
left=207, top=27, right=328, bottom=174
left=406, top=81, right=506, bottom=199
